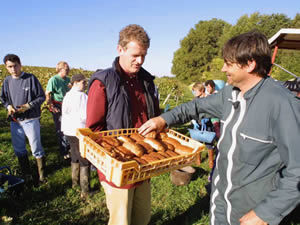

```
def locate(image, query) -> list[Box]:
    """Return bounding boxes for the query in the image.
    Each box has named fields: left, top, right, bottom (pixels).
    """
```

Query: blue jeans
left=10, top=118, right=45, bottom=158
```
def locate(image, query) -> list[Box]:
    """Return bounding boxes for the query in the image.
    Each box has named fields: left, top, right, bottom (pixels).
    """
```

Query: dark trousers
left=66, top=136, right=89, bottom=167
left=51, top=110, right=70, bottom=156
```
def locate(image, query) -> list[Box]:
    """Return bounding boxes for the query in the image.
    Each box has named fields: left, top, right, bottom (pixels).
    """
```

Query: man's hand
left=138, top=116, right=167, bottom=136
left=239, top=210, right=267, bottom=225
left=17, top=103, right=31, bottom=113
left=7, top=105, right=16, bottom=115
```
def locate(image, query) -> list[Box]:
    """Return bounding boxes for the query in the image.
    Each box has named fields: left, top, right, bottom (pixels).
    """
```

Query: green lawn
left=0, top=107, right=299, bottom=225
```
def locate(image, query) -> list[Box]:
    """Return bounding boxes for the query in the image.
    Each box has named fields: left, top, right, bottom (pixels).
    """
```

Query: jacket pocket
left=238, top=132, right=274, bottom=165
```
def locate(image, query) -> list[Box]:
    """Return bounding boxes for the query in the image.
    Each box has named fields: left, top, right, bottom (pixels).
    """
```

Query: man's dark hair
left=222, top=30, right=272, bottom=77
left=3, top=54, right=21, bottom=65
left=205, top=80, right=215, bottom=88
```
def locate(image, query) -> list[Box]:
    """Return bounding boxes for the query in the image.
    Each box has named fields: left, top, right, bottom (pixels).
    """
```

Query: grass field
left=1, top=106, right=299, bottom=225
left=0, top=106, right=213, bottom=225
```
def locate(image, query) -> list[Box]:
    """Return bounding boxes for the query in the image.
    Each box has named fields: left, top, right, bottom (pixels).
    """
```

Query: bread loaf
left=144, top=137, right=167, bottom=152
left=115, top=146, right=135, bottom=158
left=117, top=135, right=134, bottom=143
left=165, top=150, right=179, bottom=157
left=136, top=140, right=154, bottom=153
left=122, top=141, right=145, bottom=157
left=157, top=132, right=168, bottom=140
left=175, top=145, right=194, bottom=155
left=101, top=136, right=121, bottom=147
left=130, top=133, right=144, bottom=142
left=133, top=157, right=148, bottom=165
left=163, top=137, right=181, bottom=147
left=162, top=141, right=175, bottom=151
left=141, top=154, right=158, bottom=163
left=144, top=131, right=157, bottom=139
left=149, top=152, right=166, bottom=160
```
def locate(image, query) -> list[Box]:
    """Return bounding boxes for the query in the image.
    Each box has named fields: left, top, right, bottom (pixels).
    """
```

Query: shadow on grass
left=151, top=194, right=210, bottom=225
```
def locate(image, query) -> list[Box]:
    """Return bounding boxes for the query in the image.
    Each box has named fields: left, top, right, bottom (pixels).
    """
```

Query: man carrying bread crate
left=139, top=31, right=300, bottom=225
left=86, top=24, right=160, bottom=225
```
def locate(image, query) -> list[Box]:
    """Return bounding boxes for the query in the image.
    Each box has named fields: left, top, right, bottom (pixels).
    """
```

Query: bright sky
left=0, top=0, right=298, bottom=76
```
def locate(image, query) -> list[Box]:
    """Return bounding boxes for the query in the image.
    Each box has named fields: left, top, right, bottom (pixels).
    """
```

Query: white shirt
left=61, top=86, right=88, bottom=136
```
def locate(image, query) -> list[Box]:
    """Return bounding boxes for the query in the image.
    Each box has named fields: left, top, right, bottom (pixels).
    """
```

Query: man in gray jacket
left=139, top=31, right=300, bottom=225
left=0, top=54, right=46, bottom=184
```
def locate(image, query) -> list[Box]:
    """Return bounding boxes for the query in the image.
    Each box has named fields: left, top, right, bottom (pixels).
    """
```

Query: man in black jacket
left=0, top=54, right=46, bottom=183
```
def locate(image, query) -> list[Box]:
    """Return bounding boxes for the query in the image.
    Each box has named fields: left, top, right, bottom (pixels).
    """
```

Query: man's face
left=59, top=64, right=70, bottom=78
left=221, top=61, right=248, bottom=87
left=5, top=60, right=22, bottom=78
left=118, top=41, right=148, bottom=75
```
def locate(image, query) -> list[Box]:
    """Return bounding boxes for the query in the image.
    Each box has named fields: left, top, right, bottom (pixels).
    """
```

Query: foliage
left=172, top=12, right=300, bottom=83
left=171, top=19, right=230, bottom=83
left=0, top=64, right=94, bottom=89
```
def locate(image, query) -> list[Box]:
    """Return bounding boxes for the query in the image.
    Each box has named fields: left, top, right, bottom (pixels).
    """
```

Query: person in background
left=205, top=79, right=217, bottom=95
left=192, top=81, right=217, bottom=175
left=45, top=61, right=71, bottom=159
left=192, top=82, right=206, bottom=98
left=0, top=54, right=46, bottom=184
left=86, top=24, right=160, bottom=225
left=61, top=74, right=90, bottom=198
left=139, top=31, right=300, bottom=225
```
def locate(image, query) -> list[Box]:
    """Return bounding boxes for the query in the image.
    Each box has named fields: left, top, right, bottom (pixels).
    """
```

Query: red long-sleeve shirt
left=86, top=72, right=153, bottom=188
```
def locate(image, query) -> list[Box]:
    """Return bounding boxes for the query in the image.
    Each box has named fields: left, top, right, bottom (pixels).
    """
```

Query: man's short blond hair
left=118, top=24, right=150, bottom=49
left=56, top=61, right=69, bottom=73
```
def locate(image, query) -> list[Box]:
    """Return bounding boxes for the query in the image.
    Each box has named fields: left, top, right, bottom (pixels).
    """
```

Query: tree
left=172, top=18, right=230, bottom=83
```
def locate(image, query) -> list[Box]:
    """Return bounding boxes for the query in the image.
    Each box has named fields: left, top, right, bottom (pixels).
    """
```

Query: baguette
left=149, top=152, right=166, bottom=160
left=122, top=141, right=145, bottom=157
left=144, top=137, right=167, bottom=152
left=162, top=137, right=181, bottom=147
left=136, top=140, right=154, bottom=153
left=133, top=157, right=148, bottom=165
left=144, top=131, right=157, bottom=139
left=157, top=132, right=168, bottom=140
left=141, top=154, right=158, bottom=163
left=162, top=141, right=175, bottom=151
left=130, top=133, right=144, bottom=142
left=101, top=136, right=121, bottom=147
left=175, top=145, right=194, bottom=155
left=115, top=146, right=135, bottom=158
left=157, top=151, right=170, bottom=158
left=117, top=135, right=134, bottom=143
left=165, top=150, right=179, bottom=157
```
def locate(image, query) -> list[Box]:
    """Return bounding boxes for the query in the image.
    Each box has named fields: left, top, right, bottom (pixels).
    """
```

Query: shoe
left=63, top=153, right=71, bottom=160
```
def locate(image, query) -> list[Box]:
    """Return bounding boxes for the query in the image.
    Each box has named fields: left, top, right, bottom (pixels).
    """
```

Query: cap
left=71, top=74, right=86, bottom=83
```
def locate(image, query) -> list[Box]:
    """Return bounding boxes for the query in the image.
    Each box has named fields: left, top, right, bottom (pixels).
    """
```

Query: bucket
left=170, top=166, right=196, bottom=186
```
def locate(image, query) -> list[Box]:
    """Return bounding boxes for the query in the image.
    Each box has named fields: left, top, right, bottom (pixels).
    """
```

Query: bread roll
left=133, top=157, right=148, bottom=165
left=130, top=133, right=144, bottom=142
left=117, top=135, right=134, bottom=143
left=115, top=146, right=135, bottom=158
left=165, top=150, right=179, bottom=157
left=157, top=151, right=170, bottom=158
left=175, top=145, right=194, bottom=155
left=136, top=141, right=154, bottom=153
left=101, top=137, right=121, bottom=147
left=144, top=137, right=167, bottom=152
left=163, top=137, right=181, bottom=147
left=157, top=132, right=168, bottom=140
left=144, top=131, right=157, bottom=139
left=149, top=152, right=166, bottom=160
left=162, top=141, right=175, bottom=151
left=122, top=141, right=145, bottom=157
left=141, top=154, right=158, bottom=163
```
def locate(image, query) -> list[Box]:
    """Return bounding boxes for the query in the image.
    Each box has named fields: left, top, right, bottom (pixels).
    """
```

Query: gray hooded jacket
left=162, top=76, right=300, bottom=225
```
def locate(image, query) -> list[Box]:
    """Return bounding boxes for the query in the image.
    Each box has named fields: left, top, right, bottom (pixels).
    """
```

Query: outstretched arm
left=138, top=116, right=166, bottom=136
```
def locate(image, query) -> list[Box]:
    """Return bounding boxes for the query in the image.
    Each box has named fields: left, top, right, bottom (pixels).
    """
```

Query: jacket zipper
left=240, top=133, right=273, bottom=144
